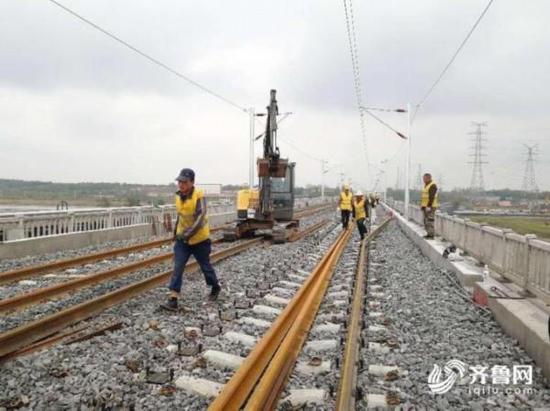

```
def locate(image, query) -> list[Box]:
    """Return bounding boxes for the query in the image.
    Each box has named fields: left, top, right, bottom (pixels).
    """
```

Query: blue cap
left=176, top=168, right=195, bottom=182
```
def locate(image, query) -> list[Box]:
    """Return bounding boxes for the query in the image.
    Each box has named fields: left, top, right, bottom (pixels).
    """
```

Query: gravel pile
left=358, top=221, right=550, bottom=410
left=0, top=215, right=338, bottom=410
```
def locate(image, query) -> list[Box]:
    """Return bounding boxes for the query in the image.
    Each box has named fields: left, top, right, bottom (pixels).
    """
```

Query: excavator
left=223, top=89, right=297, bottom=243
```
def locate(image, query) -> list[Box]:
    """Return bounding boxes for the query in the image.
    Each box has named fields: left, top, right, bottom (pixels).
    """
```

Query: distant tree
left=96, top=197, right=112, bottom=208
left=125, top=195, right=141, bottom=207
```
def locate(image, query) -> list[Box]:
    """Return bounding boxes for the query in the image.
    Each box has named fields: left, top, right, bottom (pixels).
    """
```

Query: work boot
left=161, top=297, right=178, bottom=311
left=209, top=284, right=221, bottom=301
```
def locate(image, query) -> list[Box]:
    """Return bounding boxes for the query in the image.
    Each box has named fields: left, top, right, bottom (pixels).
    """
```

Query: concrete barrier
left=386, top=199, right=550, bottom=305
left=383, top=201, right=550, bottom=379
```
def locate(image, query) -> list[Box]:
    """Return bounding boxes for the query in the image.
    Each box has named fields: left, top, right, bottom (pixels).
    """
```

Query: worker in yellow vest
left=421, top=173, right=439, bottom=239
left=338, top=184, right=353, bottom=229
left=352, top=191, right=369, bottom=240
left=162, top=168, right=221, bottom=311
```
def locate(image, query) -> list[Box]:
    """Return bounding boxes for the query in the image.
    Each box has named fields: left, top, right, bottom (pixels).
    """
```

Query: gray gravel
left=0, top=213, right=338, bottom=410
left=357, top=221, right=550, bottom=411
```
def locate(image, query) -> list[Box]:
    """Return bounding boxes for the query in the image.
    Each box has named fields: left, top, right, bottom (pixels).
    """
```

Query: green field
left=469, top=216, right=550, bottom=240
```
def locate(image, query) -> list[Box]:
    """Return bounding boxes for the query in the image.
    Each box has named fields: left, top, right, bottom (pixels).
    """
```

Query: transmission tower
left=521, top=144, right=539, bottom=193
left=468, top=122, right=488, bottom=192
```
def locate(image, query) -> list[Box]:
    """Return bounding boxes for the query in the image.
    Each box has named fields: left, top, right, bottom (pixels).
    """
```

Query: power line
left=342, top=0, right=369, bottom=169
left=413, top=0, right=495, bottom=121
left=47, top=0, right=247, bottom=113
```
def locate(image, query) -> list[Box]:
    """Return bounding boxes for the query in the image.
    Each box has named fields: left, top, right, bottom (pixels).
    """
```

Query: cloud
left=0, top=0, right=549, bottom=190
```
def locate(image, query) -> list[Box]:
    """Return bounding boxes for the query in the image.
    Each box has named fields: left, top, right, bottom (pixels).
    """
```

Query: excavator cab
left=270, top=161, right=295, bottom=221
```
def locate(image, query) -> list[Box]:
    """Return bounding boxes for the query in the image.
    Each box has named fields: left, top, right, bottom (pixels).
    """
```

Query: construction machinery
left=223, top=89, right=297, bottom=243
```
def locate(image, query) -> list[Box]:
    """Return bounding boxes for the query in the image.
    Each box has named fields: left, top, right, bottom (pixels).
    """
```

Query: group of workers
left=162, top=167, right=438, bottom=311
left=338, top=185, right=378, bottom=240
left=338, top=172, right=439, bottom=240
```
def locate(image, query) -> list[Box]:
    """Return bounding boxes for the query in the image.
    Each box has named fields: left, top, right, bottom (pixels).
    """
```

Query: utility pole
left=321, top=159, right=328, bottom=202
left=522, top=144, right=539, bottom=193
left=404, top=102, right=411, bottom=219
left=249, top=107, right=255, bottom=188
left=468, top=122, right=488, bottom=192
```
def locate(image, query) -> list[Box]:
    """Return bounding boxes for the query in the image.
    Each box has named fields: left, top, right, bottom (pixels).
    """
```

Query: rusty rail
left=209, top=226, right=352, bottom=410
left=335, top=217, right=392, bottom=410
left=0, top=238, right=261, bottom=359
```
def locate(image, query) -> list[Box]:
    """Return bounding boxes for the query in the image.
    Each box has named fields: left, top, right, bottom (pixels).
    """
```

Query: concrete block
left=488, top=298, right=550, bottom=379
left=312, top=323, right=341, bottom=334
left=278, top=280, right=301, bottom=289
left=295, top=360, right=331, bottom=375
left=285, top=389, right=327, bottom=406
left=175, top=375, right=223, bottom=398
left=203, top=350, right=244, bottom=370
left=263, top=294, right=290, bottom=306
left=366, top=394, right=389, bottom=409
left=223, top=331, right=257, bottom=347
left=305, top=339, right=338, bottom=352
left=368, top=364, right=401, bottom=377
left=252, top=304, right=281, bottom=318
left=238, top=316, right=271, bottom=329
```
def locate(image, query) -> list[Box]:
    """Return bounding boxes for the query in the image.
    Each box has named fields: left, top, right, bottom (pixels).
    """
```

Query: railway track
left=204, top=215, right=391, bottom=410
left=0, top=215, right=332, bottom=362
left=0, top=203, right=333, bottom=285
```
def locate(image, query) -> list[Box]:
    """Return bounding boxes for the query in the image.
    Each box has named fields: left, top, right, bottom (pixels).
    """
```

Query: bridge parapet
left=387, top=199, right=550, bottom=305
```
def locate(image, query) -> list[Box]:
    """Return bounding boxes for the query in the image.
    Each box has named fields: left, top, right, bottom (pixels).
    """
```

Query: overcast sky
left=1, top=0, right=549, bottom=191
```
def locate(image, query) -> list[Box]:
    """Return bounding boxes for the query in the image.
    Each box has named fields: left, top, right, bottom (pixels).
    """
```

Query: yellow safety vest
left=353, top=198, right=366, bottom=220
left=340, top=191, right=353, bottom=211
left=175, top=188, right=210, bottom=245
left=421, top=181, right=439, bottom=208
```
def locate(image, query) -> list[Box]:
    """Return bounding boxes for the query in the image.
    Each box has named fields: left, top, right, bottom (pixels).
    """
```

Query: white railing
left=386, top=199, right=550, bottom=304
left=0, top=204, right=235, bottom=242
left=0, top=197, right=335, bottom=243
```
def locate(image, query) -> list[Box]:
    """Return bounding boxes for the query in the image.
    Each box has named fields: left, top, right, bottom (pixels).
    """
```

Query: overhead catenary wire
left=47, top=0, right=248, bottom=114
left=412, top=0, right=495, bottom=122
left=342, top=0, right=370, bottom=171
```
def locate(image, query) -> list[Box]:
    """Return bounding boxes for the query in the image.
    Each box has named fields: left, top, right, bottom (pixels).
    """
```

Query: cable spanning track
left=47, top=0, right=247, bottom=113
left=412, top=0, right=495, bottom=121
left=342, top=0, right=370, bottom=177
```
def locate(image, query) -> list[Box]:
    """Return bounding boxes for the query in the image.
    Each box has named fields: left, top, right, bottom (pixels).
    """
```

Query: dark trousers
left=356, top=218, right=368, bottom=239
left=423, top=207, right=435, bottom=237
left=341, top=210, right=351, bottom=229
left=169, top=239, right=218, bottom=293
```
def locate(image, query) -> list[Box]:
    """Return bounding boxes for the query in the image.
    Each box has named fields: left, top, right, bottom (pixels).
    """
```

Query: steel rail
left=208, top=226, right=352, bottom=410
left=0, top=218, right=330, bottom=360
left=0, top=203, right=332, bottom=285
left=335, top=217, right=392, bottom=410
left=0, top=238, right=261, bottom=359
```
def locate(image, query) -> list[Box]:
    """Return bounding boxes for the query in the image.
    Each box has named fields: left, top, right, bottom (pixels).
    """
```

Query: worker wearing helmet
left=339, top=184, right=353, bottom=229
left=162, top=168, right=221, bottom=311
left=352, top=191, right=369, bottom=240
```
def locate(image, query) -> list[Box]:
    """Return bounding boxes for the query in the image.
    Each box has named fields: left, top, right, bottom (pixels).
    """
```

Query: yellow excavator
left=224, top=89, right=297, bottom=243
